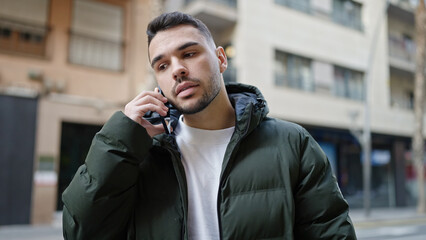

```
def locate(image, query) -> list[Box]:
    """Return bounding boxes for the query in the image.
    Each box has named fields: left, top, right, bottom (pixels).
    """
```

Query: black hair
left=147, top=11, right=214, bottom=47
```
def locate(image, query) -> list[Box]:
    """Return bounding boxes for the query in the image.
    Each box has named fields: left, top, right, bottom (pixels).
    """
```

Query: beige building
left=0, top=0, right=162, bottom=225
left=0, top=0, right=423, bottom=226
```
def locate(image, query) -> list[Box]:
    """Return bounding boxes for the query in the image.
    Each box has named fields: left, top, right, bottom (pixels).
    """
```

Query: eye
left=183, top=52, right=196, bottom=58
left=158, top=63, right=168, bottom=71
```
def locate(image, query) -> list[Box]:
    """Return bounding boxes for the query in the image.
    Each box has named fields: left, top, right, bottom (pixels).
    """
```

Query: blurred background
left=0, top=0, right=425, bottom=238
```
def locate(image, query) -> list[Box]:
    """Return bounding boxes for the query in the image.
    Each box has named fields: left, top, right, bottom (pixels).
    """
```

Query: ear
left=216, top=47, right=228, bottom=73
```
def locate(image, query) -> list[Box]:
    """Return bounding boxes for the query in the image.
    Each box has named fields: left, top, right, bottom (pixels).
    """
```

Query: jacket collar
left=153, top=83, right=268, bottom=144
left=226, top=83, right=268, bottom=136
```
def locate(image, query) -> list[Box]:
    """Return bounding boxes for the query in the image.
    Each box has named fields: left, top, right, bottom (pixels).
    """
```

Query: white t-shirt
left=175, top=116, right=235, bottom=240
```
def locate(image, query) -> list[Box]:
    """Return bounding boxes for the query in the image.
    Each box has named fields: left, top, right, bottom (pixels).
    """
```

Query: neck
left=182, top=85, right=235, bottom=130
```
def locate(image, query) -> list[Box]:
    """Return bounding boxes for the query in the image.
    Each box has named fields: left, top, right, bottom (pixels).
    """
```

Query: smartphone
left=158, top=87, right=171, bottom=134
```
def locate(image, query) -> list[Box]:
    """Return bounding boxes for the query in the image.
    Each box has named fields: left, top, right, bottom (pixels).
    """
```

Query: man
left=62, top=11, right=357, bottom=240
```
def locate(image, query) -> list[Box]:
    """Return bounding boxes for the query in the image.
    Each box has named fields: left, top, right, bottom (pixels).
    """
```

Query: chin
left=176, top=100, right=209, bottom=115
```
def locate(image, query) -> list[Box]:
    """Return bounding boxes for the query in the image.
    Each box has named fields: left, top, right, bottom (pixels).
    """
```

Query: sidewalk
left=1, top=208, right=426, bottom=239
left=351, top=207, right=426, bottom=229
left=0, top=224, right=62, bottom=240
left=0, top=213, right=62, bottom=240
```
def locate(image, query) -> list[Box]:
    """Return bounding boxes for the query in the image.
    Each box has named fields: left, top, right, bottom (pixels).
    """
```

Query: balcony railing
left=0, top=18, right=49, bottom=57
left=68, top=31, right=124, bottom=71
left=388, top=35, right=416, bottom=63
left=391, top=95, right=413, bottom=109
left=185, top=0, right=237, bottom=8
left=388, top=0, right=416, bottom=12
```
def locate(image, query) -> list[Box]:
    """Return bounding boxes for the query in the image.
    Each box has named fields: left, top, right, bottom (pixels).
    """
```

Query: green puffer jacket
left=62, top=83, right=356, bottom=240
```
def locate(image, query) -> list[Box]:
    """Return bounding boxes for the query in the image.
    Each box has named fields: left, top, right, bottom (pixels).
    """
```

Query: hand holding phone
left=124, top=87, right=169, bottom=137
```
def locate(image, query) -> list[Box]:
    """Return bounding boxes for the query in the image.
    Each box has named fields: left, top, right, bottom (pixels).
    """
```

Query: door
left=0, top=94, right=37, bottom=225
left=56, top=122, right=102, bottom=210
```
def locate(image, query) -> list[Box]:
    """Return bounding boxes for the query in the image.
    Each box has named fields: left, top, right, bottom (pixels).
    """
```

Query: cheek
left=156, top=79, right=171, bottom=96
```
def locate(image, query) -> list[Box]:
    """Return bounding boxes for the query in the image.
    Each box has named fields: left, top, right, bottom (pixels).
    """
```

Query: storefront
left=304, top=125, right=413, bottom=209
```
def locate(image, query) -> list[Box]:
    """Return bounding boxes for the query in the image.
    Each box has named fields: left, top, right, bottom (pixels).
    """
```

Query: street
left=0, top=225, right=62, bottom=240
left=356, top=223, right=426, bottom=240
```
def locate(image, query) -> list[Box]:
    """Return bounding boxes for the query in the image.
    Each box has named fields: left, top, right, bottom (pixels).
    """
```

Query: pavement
left=0, top=213, right=62, bottom=240
left=1, top=208, right=426, bottom=239
left=351, top=207, right=426, bottom=229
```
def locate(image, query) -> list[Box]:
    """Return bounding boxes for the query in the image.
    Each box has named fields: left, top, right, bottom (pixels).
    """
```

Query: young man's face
left=148, top=24, right=227, bottom=114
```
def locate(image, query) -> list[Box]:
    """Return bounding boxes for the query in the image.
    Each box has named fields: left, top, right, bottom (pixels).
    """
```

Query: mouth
left=175, top=82, right=199, bottom=97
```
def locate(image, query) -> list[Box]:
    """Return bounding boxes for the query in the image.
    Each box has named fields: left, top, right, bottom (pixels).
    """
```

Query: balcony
left=389, top=67, right=414, bottom=110
left=68, top=31, right=124, bottom=71
left=183, top=0, right=237, bottom=38
left=388, top=0, right=415, bottom=25
left=0, top=18, right=49, bottom=57
left=388, top=34, right=416, bottom=72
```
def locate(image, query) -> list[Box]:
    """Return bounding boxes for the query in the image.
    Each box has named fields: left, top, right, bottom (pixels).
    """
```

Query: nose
left=172, top=59, right=188, bottom=82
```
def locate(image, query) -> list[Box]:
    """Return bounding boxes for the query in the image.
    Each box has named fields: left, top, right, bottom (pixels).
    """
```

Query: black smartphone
left=158, top=87, right=171, bottom=134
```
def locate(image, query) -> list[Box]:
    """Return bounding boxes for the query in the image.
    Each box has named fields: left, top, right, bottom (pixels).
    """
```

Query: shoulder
left=259, top=117, right=310, bottom=140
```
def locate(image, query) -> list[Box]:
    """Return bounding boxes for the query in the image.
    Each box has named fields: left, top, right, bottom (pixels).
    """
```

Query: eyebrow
left=150, top=41, right=200, bottom=68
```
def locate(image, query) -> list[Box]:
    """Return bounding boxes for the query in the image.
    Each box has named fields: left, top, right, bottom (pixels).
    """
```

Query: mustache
left=172, top=77, right=201, bottom=95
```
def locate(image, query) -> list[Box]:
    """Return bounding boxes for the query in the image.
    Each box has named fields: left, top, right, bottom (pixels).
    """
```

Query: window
left=185, top=0, right=237, bottom=8
left=0, top=0, right=50, bottom=56
left=275, top=50, right=314, bottom=91
left=275, top=0, right=311, bottom=13
left=313, top=61, right=333, bottom=94
left=69, top=0, right=124, bottom=71
left=333, top=66, right=364, bottom=101
left=332, top=0, right=362, bottom=30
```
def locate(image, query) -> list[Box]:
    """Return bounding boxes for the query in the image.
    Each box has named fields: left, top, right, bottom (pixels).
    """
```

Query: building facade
left=0, top=0, right=160, bottom=225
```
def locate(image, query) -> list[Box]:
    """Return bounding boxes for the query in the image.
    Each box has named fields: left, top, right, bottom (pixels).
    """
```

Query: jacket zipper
left=216, top=104, right=254, bottom=240
left=165, top=141, right=189, bottom=240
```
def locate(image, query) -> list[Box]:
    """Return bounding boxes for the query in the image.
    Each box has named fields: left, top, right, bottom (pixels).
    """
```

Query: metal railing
left=185, top=0, right=237, bottom=8
left=68, top=31, right=124, bottom=71
left=0, top=17, right=49, bottom=57
left=391, top=95, right=413, bottom=109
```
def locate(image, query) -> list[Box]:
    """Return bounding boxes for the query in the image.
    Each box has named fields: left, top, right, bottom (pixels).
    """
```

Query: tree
left=413, top=0, right=426, bottom=213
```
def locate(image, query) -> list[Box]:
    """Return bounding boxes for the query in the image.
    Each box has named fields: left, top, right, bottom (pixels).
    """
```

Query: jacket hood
left=226, top=83, right=269, bottom=135
left=146, top=83, right=269, bottom=135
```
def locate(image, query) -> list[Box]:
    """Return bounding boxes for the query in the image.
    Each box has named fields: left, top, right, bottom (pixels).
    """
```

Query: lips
left=175, top=82, right=199, bottom=96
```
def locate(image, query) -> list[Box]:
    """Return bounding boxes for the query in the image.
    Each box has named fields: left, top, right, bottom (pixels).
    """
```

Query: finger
left=132, top=90, right=168, bottom=104
left=140, top=118, right=166, bottom=137
left=133, top=103, right=168, bottom=117
left=133, top=94, right=168, bottom=111
left=124, top=101, right=168, bottom=125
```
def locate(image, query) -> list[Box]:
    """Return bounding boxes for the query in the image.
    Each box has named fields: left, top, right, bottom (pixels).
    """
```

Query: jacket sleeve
left=62, top=111, right=153, bottom=240
left=293, top=128, right=357, bottom=240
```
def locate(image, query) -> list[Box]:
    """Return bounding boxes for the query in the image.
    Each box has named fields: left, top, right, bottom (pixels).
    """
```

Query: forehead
left=149, top=25, right=210, bottom=60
